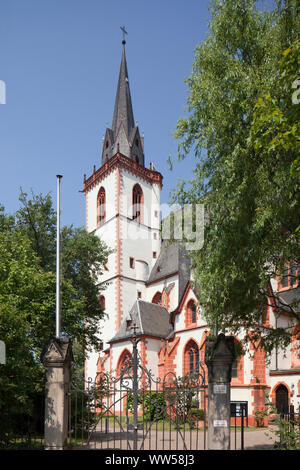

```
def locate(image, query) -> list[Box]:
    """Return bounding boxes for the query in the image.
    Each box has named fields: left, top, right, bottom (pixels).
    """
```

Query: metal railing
left=231, top=403, right=247, bottom=450
left=68, top=325, right=207, bottom=450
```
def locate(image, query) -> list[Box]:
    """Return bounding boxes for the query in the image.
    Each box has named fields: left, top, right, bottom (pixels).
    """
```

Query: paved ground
left=72, top=425, right=278, bottom=451
left=234, top=426, right=277, bottom=450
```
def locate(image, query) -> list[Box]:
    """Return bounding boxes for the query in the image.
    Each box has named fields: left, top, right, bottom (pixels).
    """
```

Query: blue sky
left=0, top=1, right=275, bottom=229
left=0, top=0, right=213, bottom=228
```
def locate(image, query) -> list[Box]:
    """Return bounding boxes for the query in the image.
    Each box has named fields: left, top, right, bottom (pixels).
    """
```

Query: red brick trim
left=269, top=381, right=292, bottom=407
left=116, top=348, right=132, bottom=375
left=184, top=299, right=197, bottom=329
left=249, top=333, right=269, bottom=418
left=175, top=325, right=209, bottom=335
left=109, top=334, right=166, bottom=345
left=109, top=346, right=113, bottom=377
left=172, top=282, right=191, bottom=318
left=96, top=186, right=106, bottom=227
left=158, top=337, right=180, bottom=381
left=115, top=167, right=123, bottom=332
left=83, top=152, right=163, bottom=194
left=182, top=337, right=199, bottom=378
left=249, top=333, right=266, bottom=384
left=269, top=369, right=300, bottom=376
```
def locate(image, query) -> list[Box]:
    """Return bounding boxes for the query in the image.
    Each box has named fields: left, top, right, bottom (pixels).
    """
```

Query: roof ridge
left=136, top=299, right=144, bottom=335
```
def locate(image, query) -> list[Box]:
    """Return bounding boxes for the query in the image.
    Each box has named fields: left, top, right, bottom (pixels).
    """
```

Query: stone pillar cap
left=41, top=336, right=73, bottom=367
left=205, top=333, right=235, bottom=363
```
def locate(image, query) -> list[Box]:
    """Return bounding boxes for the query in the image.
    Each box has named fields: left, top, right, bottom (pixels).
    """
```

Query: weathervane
left=120, top=26, right=128, bottom=43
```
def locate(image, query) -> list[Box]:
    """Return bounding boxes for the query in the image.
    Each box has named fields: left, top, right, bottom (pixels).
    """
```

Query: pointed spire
left=112, top=40, right=135, bottom=138
left=101, top=38, right=145, bottom=167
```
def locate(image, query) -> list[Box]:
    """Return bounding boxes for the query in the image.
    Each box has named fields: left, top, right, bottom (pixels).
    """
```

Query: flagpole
left=56, top=175, right=63, bottom=338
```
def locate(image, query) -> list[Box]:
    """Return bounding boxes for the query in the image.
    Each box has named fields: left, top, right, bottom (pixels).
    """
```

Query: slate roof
left=148, top=242, right=180, bottom=284
left=275, top=287, right=300, bottom=315
left=147, top=241, right=191, bottom=306
left=109, top=300, right=173, bottom=343
left=112, top=43, right=135, bottom=140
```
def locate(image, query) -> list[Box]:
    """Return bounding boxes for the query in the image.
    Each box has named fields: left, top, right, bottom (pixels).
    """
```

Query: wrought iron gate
left=68, top=330, right=207, bottom=450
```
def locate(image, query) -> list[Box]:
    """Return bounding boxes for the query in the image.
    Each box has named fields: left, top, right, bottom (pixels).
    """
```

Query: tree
left=15, top=190, right=112, bottom=352
left=171, top=0, right=300, bottom=353
left=249, top=39, right=300, bottom=231
left=0, top=223, right=56, bottom=440
left=0, top=193, right=111, bottom=441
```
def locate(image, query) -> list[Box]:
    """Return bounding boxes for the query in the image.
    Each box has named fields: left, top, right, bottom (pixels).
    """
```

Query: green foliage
left=273, top=418, right=300, bottom=450
left=264, top=394, right=300, bottom=449
left=165, top=376, right=198, bottom=424
left=0, top=228, right=53, bottom=441
left=249, top=39, right=300, bottom=233
left=253, top=408, right=268, bottom=427
left=143, top=392, right=166, bottom=421
left=126, top=391, right=166, bottom=422
left=187, top=408, right=205, bottom=426
left=14, top=189, right=112, bottom=353
left=171, top=0, right=300, bottom=353
left=0, top=190, right=111, bottom=440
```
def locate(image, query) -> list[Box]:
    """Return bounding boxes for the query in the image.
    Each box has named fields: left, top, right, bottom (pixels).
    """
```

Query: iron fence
left=68, top=329, right=207, bottom=450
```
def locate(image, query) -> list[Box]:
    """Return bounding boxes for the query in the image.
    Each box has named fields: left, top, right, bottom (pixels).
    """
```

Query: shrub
left=187, top=408, right=205, bottom=426
left=126, top=391, right=166, bottom=422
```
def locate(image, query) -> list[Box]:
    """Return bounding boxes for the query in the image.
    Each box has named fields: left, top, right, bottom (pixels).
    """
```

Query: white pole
left=56, top=175, right=63, bottom=338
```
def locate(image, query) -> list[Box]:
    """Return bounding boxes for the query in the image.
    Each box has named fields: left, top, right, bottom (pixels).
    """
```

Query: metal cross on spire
left=120, top=26, right=128, bottom=43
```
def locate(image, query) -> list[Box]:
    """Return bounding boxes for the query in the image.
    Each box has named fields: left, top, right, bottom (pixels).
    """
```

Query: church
left=83, top=39, right=300, bottom=426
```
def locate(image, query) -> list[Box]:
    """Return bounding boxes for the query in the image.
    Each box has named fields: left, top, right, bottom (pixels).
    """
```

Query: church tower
left=83, top=39, right=163, bottom=378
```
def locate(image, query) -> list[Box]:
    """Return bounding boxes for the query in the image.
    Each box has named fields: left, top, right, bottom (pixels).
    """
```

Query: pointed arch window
left=97, top=187, right=106, bottom=227
left=152, top=291, right=162, bottom=305
left=132, top=184, right=143, bottom=224
left=117, top=350, right=132, bottom=377
left=184, top=340, right=199, bottom=379
left=187, top=300, right=197, bottom=325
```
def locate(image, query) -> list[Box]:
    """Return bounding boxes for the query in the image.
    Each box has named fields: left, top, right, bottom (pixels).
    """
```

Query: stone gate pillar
left=205, top=333, right=235, bottom=450
left=41, top=337, right=73, bottom=450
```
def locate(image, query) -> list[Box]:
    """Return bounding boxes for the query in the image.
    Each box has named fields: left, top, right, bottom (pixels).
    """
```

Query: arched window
left=117, top=349, right=132, bottom=376
left=152, top=292, right=162, bottom=305
left=187, top=300, right=197, bottom=325
left=184, top=340, right=199, bottom=379
left=97, top=187, right=106, bottom=226
left=279, top=261, right=299, bottom=289
left=132, top=184, right=143, bottom=224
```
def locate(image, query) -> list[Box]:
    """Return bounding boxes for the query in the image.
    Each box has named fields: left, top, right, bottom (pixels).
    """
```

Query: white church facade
left=83, top=40, right=300, bottom=426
